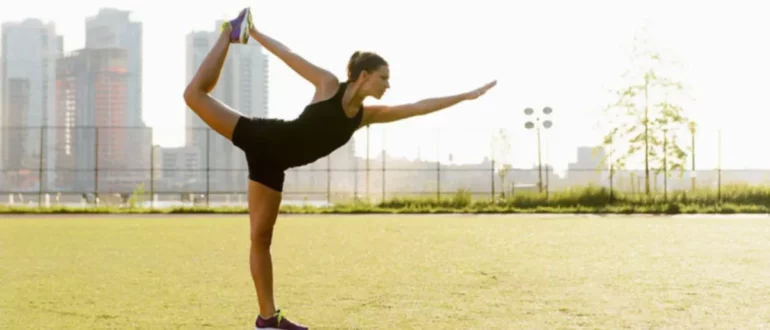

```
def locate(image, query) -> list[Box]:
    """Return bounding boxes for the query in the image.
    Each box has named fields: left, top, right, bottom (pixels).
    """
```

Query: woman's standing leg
left=248, top=180, right=281, bottom=318
left=249, top=178, right=307, bottom=330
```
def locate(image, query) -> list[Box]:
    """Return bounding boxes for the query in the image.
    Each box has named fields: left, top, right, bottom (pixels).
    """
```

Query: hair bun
left=350, top=51, right=362, bottom=62
left=346, top=51, right=387, bottom=82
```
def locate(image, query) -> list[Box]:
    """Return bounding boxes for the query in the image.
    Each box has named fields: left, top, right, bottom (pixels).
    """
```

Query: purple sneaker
left=255, top=309, right=308, bottom=330
left=224, top=7, right=252, bottom=44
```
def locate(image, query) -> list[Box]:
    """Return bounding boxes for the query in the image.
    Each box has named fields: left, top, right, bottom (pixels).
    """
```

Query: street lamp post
left=525, top=107, right=553, bottom=194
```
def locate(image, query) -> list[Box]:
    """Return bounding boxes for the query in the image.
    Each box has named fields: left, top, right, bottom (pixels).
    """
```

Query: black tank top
left=278, top=82, right=363, bottom=168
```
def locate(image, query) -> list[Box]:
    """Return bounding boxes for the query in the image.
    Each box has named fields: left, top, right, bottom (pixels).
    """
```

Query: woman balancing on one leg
left=184, top=7, right=497, bottom=330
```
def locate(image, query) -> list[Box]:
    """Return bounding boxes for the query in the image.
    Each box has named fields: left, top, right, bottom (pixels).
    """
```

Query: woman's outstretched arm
left=361, top=80, right=497, bottom=126
left=248, top=26, right=338, bottom=96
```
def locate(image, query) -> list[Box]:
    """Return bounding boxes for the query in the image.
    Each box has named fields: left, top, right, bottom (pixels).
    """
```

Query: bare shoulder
left=309, top=76, right=341, bottom=104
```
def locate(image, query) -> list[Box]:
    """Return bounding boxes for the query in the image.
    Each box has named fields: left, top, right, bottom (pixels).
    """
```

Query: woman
left=183, top=7, right=496, bottom=330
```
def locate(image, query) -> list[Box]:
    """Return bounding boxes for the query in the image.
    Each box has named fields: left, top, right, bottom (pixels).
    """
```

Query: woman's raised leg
left=183, top=9, right=252, bottom=140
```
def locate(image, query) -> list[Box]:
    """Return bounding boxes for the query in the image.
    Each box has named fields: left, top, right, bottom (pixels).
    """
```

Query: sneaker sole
left=239, top=8, right=251, bottom=43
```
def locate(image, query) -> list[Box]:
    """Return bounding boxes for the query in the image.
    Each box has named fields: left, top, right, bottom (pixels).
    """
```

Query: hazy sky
left=2, top=0, right=769, bottom=171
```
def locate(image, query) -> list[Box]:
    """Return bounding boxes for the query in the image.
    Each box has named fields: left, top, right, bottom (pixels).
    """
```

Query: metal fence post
left=327, top=156, right=331, bottom=204
left=545, top=165, right=550, bottom=201
left=663, top=129, right=668, bottom=202
left=38, top=126, right=45, bottom=207
left=490, top=159, right=495, bottom=200
left=381, top=128, right=386, bottom=202
left=366, top=125, right=370, bottom=202
left=436, top=160, right=441, bottom=200
left=690, top=124, right=696, bottom=191
left=609, top=167, right=615, bottom=204
left=717, top=129, right=722, bottom=204
left=436, top=129, right=441, bottom=200
left=95, top=127, right=99, bottom=205
left=150, top=139, right=155, bottom=208
left=206, top=129, right=210, bottom=207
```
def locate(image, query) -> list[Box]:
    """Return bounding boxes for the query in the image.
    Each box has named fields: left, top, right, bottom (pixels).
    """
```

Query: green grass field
left=3, top=214, right=770, bottom=329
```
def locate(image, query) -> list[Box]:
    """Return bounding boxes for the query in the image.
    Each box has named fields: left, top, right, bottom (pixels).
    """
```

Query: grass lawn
left=3, top=214, right=770, bottom=329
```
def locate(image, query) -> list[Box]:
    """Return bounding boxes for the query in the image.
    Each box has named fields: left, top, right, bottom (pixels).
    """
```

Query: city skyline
left=0, top=1, right=769, bottom=175
left=0, top=9, right=277, bottom=194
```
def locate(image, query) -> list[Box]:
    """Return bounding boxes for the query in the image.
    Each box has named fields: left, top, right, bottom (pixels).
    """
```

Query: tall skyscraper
left=1, top=19, right=62, bottom=191
left=185, top=25, right=269, bottom=192
left=54, top=48, right=151, bottom=192
left=85, top=8, right=143, bottom=127
left=83, top=8, right=151, bottom=194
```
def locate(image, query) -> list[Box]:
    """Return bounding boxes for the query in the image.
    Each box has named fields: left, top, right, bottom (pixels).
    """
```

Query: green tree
left=600, top=30, right=693, bottom=195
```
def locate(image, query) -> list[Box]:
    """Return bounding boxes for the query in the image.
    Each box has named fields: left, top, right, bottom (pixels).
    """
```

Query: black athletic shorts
left=231, top=116, right=287, bottom=192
